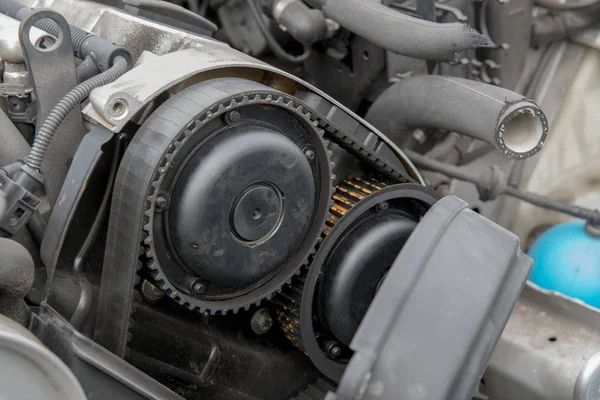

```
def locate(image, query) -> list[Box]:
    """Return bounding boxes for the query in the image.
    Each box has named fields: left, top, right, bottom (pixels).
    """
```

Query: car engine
left=0, top=0, right=599, bottom=399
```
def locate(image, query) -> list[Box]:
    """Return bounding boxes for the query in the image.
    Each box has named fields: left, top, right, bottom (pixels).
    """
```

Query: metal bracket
left=19, top=9, right=87, bottom=207
left=0, top=83, right=30, bottom=98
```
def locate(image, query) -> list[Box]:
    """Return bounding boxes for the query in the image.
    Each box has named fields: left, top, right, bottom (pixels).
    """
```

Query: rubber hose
left=30, top=17, right=92, bottom=53
left=248, top=0, right=311, bottom=64
left=26, top=56, right=129, bottom=171
left=0, top=0, right=22, bottom=18
left=316, top=0, right=490, bottom=60
left=365, top=75, right=548, bottom=160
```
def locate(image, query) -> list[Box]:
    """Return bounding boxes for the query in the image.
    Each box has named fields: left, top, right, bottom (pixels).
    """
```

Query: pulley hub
left=168, top=125, right=316, bottom=287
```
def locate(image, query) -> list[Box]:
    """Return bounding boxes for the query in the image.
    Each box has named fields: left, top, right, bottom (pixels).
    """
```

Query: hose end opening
left=496, top=102, right=549, bottom=159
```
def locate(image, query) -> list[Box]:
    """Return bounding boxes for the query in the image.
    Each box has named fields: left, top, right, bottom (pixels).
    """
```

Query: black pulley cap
left=232, top=184, right=283, bottom=242
left=169, top=125, right=316, bottom=287
left=319, top=214, right=417, bottom=347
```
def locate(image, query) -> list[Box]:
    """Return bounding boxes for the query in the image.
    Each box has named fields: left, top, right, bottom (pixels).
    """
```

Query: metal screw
left=376, top=202, right=389, bottom=212
left=155, top=195, right=167, bottom=210
left=325, top=342, right=342, bottom=359
left=225, top=110, right=241, bottom=124
left=192, top=281, right=206, bottom=295
left=250, top=308, right=274, bottom=335
left=304, top=149, right=315, bottom=160
left=141, top=280, right=164, bottom=302
left=9, top=217, right=18, bottom=227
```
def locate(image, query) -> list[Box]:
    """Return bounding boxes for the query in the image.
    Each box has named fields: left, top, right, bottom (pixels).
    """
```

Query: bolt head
left=192, top=281, right=206, bottom=294
left=141, top=280, right=164, bottom=302
left=225, top=110, right=241, bottom=124
left=327, top=343, right=342, bottom=358
left=304, top=149, right=315, bottom=160
left=155, top=195, right=167, bottom=210
left=251, top=308, right=273, bottom=335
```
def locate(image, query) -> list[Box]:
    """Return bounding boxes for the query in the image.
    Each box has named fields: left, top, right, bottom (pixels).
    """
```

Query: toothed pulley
left=127, top=78, right=333, bottom=314
left=276, top=178, right=439, bottom=381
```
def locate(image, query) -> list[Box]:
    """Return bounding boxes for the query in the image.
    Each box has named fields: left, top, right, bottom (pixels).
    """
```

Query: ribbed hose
left=0, top=0, right=131, bottom=70
left=0, top=0, right=89, bottom=47
left=26, top=56, right=129, bottom=170
left=30, top=17, right=92, bottom=57
left=0, top=0, right=23, bottom=18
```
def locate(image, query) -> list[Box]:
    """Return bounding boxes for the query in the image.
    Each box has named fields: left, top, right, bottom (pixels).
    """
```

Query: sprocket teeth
left=137, top=88, right=336, bottom=315
left=274, top=176, right=388, bottom=350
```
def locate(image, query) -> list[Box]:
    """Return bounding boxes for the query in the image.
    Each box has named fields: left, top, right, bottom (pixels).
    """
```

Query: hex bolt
left=250, top=308, right=274, bottom=335
left=225, top=110, right=241, bottom=124
left=141, top=280, right=164, bottom=302
left=304, top=149, right=315, bottom=160
left=192, top=281, right=206, bottom=295
left=155, top=195, right=167, bottom=210
left=325, top=341, right=342, bottom=359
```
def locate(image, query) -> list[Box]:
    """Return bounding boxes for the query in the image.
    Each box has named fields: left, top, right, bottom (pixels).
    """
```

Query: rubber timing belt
left=94, top=79, right=414, bottom=357
left=295, top=91, right=416, bottom=184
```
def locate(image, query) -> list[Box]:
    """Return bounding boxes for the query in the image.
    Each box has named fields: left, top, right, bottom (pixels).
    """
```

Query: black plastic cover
left=328, top=195, right=532, bottom=400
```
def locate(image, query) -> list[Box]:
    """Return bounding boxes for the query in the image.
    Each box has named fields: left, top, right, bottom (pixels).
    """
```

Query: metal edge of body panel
left=483, top=284, right=600, bottom=400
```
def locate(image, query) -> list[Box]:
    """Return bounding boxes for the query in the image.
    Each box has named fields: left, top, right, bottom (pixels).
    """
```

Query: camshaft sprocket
left=131, top=78, right=334, bottom=315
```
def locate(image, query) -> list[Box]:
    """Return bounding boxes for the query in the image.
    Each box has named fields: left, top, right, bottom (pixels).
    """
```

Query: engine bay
left=0, top=0, right=599, bottom=399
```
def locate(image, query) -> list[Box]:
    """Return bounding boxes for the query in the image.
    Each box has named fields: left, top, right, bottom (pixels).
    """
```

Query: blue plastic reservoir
left=528, top=221, right=600, bottom=308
